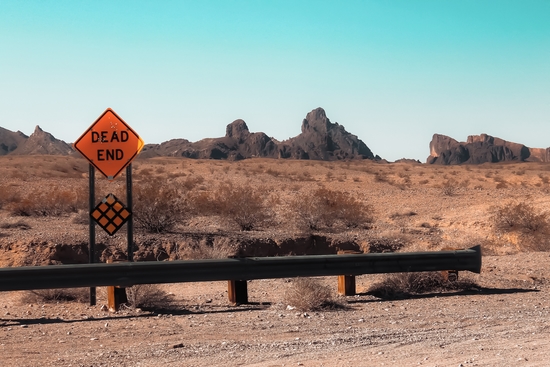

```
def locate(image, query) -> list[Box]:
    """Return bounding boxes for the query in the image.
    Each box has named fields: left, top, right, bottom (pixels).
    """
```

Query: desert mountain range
left=1, top=107, right=548, bottom=164
left=428, top=133, right=550, bottom=164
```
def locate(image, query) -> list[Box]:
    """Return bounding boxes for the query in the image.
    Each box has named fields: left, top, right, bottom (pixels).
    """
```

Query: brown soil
left=1, top=156, right=549, bottom=366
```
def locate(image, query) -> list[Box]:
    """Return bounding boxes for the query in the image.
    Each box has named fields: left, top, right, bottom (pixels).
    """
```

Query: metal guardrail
left=0, top=246, right=481, bottom=292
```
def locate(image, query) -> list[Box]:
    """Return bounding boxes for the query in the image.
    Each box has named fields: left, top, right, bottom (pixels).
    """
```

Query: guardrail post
left=107, top=285, right=128, bottom=312
left=337, top=250, right=361, bottom=296
left=106, top=259, right=128, bottom=311
left=228, top=280, right=248, bottom=304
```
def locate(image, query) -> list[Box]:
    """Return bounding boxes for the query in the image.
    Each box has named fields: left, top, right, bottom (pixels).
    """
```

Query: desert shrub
left=10, top=186, right=81, bottom=216
left=368, top=272, right=478, bottom=300
left=389, top=210, right=417, bottom=219
left=495, top=181, right=508, bottom=189
left=187, top=190, right=218, bottom=215
left=365, top=237, right=407, bottom=253
left=210, top=183, right=273, bottom=231
left=493, top=201, right=549, bottom=234
left=179, top=238, right=236, bottom=259
left=133, top=179, right=186, bottom=233
left=374, top=172, right=388, bottom=182
left=22, top=288, right=89, bottom=303
left=292, top=188, right=374, bottom=231
left=125, top=284, right=173, bottom=310
left=181, top=175, right=205, bottom=190
left=0, top=184, right=21, bottom=210
left=441, top=179, right=459, bottom=196
left=0, top=220, right=31, bottom=230
left=284, top=278, right=346, bottom=312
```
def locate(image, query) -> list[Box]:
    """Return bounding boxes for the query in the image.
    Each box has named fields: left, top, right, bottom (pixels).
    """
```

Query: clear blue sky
left=1, top=0, right=549, bottom=161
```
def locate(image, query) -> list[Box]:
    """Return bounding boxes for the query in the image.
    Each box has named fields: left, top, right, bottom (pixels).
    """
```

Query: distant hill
left=0, top=125, right=72, bottom=156
left=427, top=133, right=550, bottom=164
left=0, top=108, right=378, bottom=161
left=0, top=127, right=28, bottom=155
left=140, top=107, right=378, bottom=161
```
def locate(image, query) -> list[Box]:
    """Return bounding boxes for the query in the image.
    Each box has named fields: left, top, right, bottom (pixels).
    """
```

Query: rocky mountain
left=278, top=108, right=376, bottom=160
left=141, top=108, right=377, bottom=161
left=7, top=126, right=73, bottom=156
left=0, top=127, right=28, bottom=155
left=427, top=133, right=550, bottom=164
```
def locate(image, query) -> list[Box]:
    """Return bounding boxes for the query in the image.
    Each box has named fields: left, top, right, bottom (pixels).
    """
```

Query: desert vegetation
left=1, top=155, right=550, bottom=270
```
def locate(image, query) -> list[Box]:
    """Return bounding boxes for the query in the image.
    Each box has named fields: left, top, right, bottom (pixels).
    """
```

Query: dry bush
left=441, top=179, right=459, bottom=196
left=292, top=188, right=374, bottom=231
left=179, top=238, right=236, bottom=259
left=181, top=175, right=205, bottom=190
left=10, top=186, right=81, bottom=216
left=133, top=179, right=187, bottom=233
left=22, top=288, right=89, bottom=304
left=374, top=172, right=388, bottom=182
left=0, top=184, right=21, bottom=209
left=492, top=201, right=550, bottom=251
left=0, top=220, right=31, bottom=230
left=365, top=235, right=408, bottom=253
left=210, top=183, right=273, bottom=231
left=368, top=272, right=479, bottom=300
left=125, top=284, right=174, bottom=310
left=284, top=278, right=346, bottom=312
left=389, top=210, right=417, bottom=219
left=493, top=201, right=549, bottom=234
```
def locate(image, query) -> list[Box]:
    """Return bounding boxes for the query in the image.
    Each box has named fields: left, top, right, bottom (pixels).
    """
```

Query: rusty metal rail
left=0, top=246, right=481, bottom=292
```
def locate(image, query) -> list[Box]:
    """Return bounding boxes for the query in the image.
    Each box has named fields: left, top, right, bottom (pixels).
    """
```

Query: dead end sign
left=74, top=108, right=144, bottom=180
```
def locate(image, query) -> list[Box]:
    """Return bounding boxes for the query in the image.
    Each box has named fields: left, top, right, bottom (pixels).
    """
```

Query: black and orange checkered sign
left=91, top=194, right=131, bottom=236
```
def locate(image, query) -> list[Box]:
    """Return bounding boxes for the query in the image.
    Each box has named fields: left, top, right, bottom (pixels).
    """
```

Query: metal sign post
left=88, top=164, right=96, bottom=306
left=126, top=164, right=134, bottom=262
left=74, top=108, right=144, bottom=306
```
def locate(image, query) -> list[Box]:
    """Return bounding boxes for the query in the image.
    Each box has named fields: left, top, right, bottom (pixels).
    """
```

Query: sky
left=1, top=0, right=549, bottom=162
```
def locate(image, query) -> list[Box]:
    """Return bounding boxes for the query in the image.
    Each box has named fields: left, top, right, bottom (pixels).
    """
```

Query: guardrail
left=0, top=246, right=481, bottom=293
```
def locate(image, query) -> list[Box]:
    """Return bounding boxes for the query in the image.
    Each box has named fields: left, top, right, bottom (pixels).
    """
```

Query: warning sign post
left=74, top=108, right=143, bottom=306
left=73, top=108, right=144, bottom=180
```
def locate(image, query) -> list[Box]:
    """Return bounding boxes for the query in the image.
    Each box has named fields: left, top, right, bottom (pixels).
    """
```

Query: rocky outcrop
left=278, top=108, right=375, bottom=160
left=1, top=108, right=377, bottom=161
left=140, top=108, right=377, bottom=161
left=10, top=126, right=73, bottom=156
left=0, top=127, right=28, bottom=155
left=427, top=133, right=550, bottom=164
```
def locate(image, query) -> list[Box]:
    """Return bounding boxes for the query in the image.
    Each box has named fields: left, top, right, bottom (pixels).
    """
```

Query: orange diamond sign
left=74, top=108, right=144, bottom=180
left=91, top=193, right=131, bottom=236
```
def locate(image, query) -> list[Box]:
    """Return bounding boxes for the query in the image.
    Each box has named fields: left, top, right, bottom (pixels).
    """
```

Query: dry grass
left=368, top=272, right=479, bottom=300
left=492, top=201, right=550, bottom=251
left=133, top=178, right=187, bottom=233
left=215, top=183, right=274, bottom=231
left=292, top=188, right=374, bottom=231
left=125, top=284, right=174, bottom=310
left=9, top=186, right=83, bottom=217
left=179, top=238, right=236, bottom=259
left=284, top=278, right=347, bottom=312
left=21, top=288, right=89, bottom=304
left=3, top=156, right=550, bottom=259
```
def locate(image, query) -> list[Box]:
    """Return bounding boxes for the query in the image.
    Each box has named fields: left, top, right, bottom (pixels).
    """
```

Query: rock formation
left=1, top=108, right=377, bottom=161
left=0, top=126, right=73, bottom=156
left=427, top=133, right=550, bottom=164
left=140, top=108, right=377, bottom=161
left=9, top=126, right=73, bottom=156
left=278, top=108, right=375, bottom=160
left=0, top=127, right=27, bottom=155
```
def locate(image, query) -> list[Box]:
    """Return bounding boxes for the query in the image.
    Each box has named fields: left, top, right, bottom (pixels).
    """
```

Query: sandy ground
left=1, top=252, right=549, bottom=367
left=1, top=157, right=550, bottom=366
